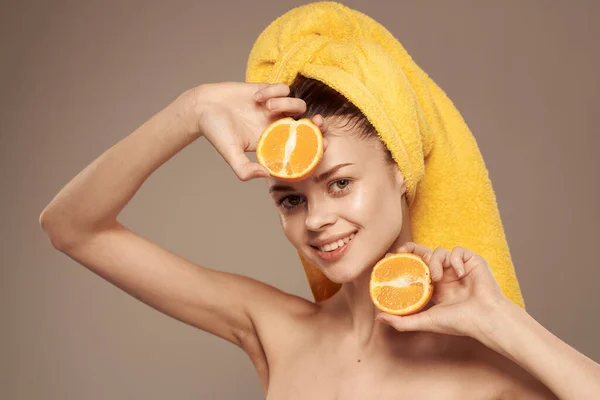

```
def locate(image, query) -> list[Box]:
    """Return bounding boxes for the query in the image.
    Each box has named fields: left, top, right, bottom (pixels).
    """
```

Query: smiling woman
left=264, top=75, right=410, bottom=282
left=38, top=1, right=600, bottom=399
left=266, top=84, right=409, bottom=281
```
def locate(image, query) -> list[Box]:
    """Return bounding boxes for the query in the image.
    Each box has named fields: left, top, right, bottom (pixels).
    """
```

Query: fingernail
left=254, top=92, right=263, bottom=101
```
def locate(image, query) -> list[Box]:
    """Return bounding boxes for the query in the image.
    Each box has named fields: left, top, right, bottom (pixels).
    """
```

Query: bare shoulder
left=473, top=342, right=558, bottom=399
left=243, top=280, right=319, bottom=354
left=237, top=279, right=318, bottom=392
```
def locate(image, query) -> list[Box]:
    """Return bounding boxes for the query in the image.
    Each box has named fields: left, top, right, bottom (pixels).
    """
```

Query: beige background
left=2, top=0, right=599, bottom=399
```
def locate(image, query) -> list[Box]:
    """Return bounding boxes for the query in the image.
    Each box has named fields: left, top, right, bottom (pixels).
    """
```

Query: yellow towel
left=246, top=1, right=525, bottom=308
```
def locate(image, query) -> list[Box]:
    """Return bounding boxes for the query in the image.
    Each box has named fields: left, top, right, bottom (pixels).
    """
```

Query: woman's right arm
left=39, top=82, right=309, bottom=349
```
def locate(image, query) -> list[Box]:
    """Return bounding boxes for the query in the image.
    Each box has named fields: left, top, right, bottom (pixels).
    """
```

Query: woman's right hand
left=186, top=82, right=310, bottom=181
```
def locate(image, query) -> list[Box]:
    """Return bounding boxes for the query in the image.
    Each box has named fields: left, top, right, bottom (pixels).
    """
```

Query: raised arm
left=39, top=82, right=309, bottom=350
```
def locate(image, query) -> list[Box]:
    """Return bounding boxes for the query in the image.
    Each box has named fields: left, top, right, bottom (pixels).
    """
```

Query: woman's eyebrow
left=269, top=184, right=295, bottom=194
left=268, top=163, right=354, bottom=193
left=312, top=162, right=354, bottom=183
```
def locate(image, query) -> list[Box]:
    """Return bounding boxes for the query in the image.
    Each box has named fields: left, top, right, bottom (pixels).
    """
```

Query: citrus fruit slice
left=370, top=253, right=433, bottom=316
left=256, top=117, right=324, bottom=181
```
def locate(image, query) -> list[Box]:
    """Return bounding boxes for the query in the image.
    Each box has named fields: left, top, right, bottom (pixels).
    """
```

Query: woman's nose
left=304, top=203, right=337, bottom=232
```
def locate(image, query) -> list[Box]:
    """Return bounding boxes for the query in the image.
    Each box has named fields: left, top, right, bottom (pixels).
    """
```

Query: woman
left=40, top=77, right=600, bottom=399
left=40, top=4, right=600, bottom=400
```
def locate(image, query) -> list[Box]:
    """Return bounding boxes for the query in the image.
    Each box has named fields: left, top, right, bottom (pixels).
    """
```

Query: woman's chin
left=299, top=237, right=385, bottom=283
left=309, top=259, right=372, bottom=285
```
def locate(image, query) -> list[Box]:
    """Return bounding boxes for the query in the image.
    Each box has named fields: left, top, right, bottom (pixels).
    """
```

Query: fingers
left=254, top=83, right=307, bottom=117
left=252, top=83, right=271, bottom=93
left=311, top=114, right=329, bottom=151
left=431, top=247, right=465, bottom=279
left=396, top=242, right=465, bottom=281
left=253, top=83, right=290, bottom=101
left=430, top=247, right=450, bottom=281
left=265, top=97, right=307, bottom=115
left=222, top=147, right=270, bottom=181
left=235, top=161, right=270, bottom=182
left=397, top=242, right=434, bottom=263
left=376, top=311, right=439, bottom=334
left=450, top=247, right=468, bottom=278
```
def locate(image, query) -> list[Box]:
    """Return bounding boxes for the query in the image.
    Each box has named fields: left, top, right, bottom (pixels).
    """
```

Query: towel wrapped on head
left=246, top=1, right=525, bottom=308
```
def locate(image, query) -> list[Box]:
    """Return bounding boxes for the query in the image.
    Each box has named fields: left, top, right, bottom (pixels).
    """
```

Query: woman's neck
left=338, top=267, right=383, bottom=345
left=325, top=272, right=457, bottom=358
left=317, top=213, right=456, bottom=358
left=324, top=219, right=413, bottom=347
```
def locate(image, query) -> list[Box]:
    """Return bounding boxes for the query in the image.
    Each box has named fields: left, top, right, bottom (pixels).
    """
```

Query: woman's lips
left=312, top=234, right=355, bottom=262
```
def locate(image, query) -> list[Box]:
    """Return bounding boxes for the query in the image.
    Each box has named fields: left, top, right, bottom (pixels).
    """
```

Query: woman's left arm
left=376, top=242, right=600, bottom=400
left=478, top=296, right=600, bottom=399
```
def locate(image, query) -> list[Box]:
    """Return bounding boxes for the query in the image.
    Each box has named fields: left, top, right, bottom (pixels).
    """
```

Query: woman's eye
left=280, top=195, right=305, bottom=209
left=330, top=179, right=351, bottom=193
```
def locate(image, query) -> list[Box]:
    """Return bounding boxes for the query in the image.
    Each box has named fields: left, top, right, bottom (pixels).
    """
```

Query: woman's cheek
left=279, top=213, right=304, bottom=246
left=344, top=187, right=372, bottom=218
left=344, top=185, right=403, bottom=240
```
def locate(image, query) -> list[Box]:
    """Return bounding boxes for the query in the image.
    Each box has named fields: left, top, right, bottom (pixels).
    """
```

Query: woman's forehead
left=265, top=133, right=385, bottom=186
left=323, top=132, right=383, bottom=164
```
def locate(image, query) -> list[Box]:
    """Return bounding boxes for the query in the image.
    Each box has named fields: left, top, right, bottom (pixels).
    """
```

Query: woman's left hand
left=375, top=242, right=510, bottom=339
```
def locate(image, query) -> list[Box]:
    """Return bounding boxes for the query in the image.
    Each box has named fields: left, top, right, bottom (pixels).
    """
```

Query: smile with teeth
left=316, top=233, right=355, bottom=252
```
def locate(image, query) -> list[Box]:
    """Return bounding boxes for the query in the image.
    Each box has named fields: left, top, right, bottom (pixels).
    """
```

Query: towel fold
left=246, top=1, right=525, bottom=308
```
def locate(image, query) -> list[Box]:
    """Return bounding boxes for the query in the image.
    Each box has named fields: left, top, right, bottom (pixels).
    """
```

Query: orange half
left=256, top=117, right=324, bottom=181
left=370, top=253, right=433, bottom=316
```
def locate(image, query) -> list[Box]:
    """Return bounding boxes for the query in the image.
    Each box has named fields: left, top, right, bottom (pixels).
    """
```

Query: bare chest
left=265, top=343, right=507, bottom=400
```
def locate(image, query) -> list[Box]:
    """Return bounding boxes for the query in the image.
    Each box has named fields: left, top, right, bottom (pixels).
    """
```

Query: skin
left=40, top=82, right=599, bottom=399
left=261, top=116, right=555, bottom=399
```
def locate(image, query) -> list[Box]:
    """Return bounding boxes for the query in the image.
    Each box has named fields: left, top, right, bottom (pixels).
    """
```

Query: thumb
left=376, top=312, right=436, bottom=333
left=232, top=159, right=270, bottom=181
left=221, top=146, right=270, bottom=181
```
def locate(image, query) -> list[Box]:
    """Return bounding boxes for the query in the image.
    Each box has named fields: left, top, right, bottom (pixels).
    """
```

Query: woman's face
left=267, top=121, right=408, bottom=284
